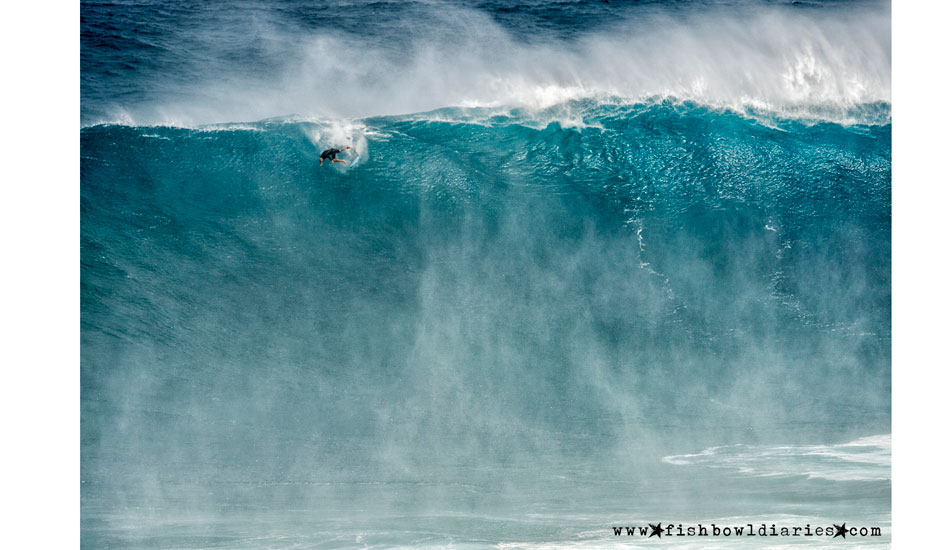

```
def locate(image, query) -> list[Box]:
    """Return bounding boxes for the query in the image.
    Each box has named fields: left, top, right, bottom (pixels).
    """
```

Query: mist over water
left=82, top=0, right=890, bottom=126
left=81, top=1, right=890, bottom=548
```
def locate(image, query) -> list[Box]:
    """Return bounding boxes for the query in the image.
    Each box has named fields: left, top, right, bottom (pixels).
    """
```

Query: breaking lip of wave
left=382, top=97, right=892, bottom=130
left=662, top=435, right=891, bottom=482
left=84, top=97, right=892, bottom=137
left=84, top=2, right=891, bottom=127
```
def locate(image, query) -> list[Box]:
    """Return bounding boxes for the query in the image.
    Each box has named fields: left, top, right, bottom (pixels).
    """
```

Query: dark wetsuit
left=320, top=148, right=341, bottom=161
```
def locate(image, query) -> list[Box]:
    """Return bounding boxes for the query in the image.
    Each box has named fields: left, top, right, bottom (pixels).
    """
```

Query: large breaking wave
left=82, top=101, right=890, bottom=481
left=81, top=1, right=891, bottom=546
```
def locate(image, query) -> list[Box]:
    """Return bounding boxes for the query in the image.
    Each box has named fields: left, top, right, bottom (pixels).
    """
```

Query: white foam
left=663, top=434, right=891, bottom=482
left=90, top=2, right=891, bottom=127
left=301, top=118, right=370, bottom=161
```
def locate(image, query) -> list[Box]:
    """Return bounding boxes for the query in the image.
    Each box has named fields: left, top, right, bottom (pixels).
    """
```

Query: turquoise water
left=82, top=1, right=891, bottom=548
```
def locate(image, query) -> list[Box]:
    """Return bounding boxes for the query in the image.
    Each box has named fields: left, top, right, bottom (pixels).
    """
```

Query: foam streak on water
left=664, top=434, right=891, bottom=481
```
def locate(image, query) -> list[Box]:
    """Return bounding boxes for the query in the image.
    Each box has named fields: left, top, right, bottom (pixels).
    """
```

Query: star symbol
left=833, top=523, right=847, bottom=539
left=649, top=523, right=664, bottom=538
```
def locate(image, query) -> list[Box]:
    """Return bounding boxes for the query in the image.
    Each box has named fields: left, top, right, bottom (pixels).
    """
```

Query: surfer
left=320, top=146, right=353, bottom=166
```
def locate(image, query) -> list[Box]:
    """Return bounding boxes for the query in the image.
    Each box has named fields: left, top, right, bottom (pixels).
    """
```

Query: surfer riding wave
left=320, top=146, right=353, bottom=166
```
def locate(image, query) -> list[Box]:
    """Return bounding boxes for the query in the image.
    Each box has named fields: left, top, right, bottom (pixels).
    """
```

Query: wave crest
left=83, top=2, right=891, bottom=126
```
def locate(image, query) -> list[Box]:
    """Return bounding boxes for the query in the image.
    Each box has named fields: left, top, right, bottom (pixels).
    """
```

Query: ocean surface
left=81, top=1, right=891, bottom=548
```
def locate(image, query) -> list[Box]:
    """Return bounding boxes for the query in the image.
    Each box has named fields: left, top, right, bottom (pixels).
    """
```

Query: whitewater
left=81, top=1, right=891, bottom=548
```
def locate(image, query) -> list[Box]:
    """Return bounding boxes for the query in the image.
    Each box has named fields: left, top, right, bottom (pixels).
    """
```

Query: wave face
left=81, top=103, right=890, bottom=483
left=81, top=1, right=890, bottom=548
